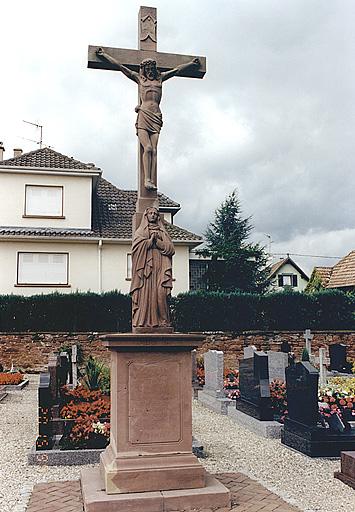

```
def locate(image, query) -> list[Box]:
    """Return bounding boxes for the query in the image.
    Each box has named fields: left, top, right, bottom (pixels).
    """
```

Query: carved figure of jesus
left=96, top=49, right=200, bottom=190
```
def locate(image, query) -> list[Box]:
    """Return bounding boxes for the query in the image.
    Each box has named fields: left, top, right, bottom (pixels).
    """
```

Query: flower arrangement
left=196, top=357, right=205, bottom=386
left=318, top=377, right=355, bottom=423
left=269, top=379, right=288, bottom=422
left=0, top=372, right=24, bottom=386
left=224, top=369, right=240, bottom=400
left=59, top=386, right=110, bottom=449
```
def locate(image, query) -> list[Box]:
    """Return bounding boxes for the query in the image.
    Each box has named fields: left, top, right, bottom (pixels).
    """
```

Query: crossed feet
left=145, top=179, right=157, bottom=191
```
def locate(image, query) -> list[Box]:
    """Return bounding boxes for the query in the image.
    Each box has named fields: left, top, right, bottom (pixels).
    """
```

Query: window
left=127, top=253, right=132, bottom=280
left=278, top=274, right=298, bottom=287
left=24, top=185, right=63, bottom=217
left=17, top=252, right=69, bottom=285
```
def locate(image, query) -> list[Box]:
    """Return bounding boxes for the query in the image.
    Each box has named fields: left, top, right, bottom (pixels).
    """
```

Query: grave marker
left=35, top=372, right=53, bottom=450
left=267, top=351, right=288, bottom=382
left=203, top=350, right=224, bottom=398
left=329, top=343, right=352, bottom=373
left=236, top=351, right=273, bottom=421
left=243, top=345, right=257, bottom=359
left=72, top=345, right=78, bottom=387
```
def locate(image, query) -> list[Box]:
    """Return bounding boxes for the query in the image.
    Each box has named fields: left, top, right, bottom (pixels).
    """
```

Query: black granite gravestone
left=280, top=341, right=292, bottom=353
left=281, top=361, right=355, bottom=456
left=286, top=361, right=319, bottom=426
left=329, top=344, right=352, bottom=373
left=35, top=372, right=54, bottom=450
left=236, top=351, right=273, bottom=421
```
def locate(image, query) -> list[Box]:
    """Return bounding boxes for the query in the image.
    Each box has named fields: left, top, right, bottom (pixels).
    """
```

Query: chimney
left=0, top=142, right=5, bottom=161
left=13, top=148, right=23, bottom=158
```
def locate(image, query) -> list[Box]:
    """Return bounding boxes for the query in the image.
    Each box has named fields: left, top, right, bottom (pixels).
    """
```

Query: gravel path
left=0, top=376, right=95, bottom=512
left=193, top=400, right=355, bottom=512
left=0, top=376, right=354, bottom=512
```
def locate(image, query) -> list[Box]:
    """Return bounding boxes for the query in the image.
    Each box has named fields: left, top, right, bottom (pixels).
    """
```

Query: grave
left=198, top=350, right=232, bottom=414
left=329, top=343, right=352, bottom=374
left=334, top=451, right=355, bottom=489
left=236, top=351, right=273, bottom=421
left=80, top=6, right=230, bottom=511
left=35, top=372, right=54, bottom=450
left=228, top=350, right=282, bottom=438
left=280, top=340, right=292, bottom=353
left=267, top=350, right=288, bottom=383
left=282, top=361, right=355, bottom=457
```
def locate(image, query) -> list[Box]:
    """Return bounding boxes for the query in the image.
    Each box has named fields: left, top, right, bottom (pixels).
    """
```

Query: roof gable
left=0, top=147, right=100, bottom=172
left=327, top=250, right=355, bottom=288
left=269, top=256, right=309, bottom=281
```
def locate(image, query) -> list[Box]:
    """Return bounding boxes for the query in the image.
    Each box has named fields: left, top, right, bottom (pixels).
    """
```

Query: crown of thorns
left=140, top=58, right=157, bottom=67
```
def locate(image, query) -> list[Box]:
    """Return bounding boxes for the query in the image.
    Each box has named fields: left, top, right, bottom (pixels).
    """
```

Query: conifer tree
left=200, top=191, right=269, bottom=293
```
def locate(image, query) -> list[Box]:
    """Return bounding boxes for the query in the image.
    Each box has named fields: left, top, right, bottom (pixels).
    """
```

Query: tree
left=199, top=191, right=270, bottom=293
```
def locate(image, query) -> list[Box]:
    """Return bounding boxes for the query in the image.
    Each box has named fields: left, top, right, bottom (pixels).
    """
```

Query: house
left=307, top=251, right=355, bottom=292
left=268, top=255, right=309, bottom=292
left=0, top=144, right=202, bottom=296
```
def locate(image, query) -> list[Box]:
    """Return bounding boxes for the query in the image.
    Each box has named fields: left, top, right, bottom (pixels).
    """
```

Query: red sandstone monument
left=81, top=6, right=231, bottom=511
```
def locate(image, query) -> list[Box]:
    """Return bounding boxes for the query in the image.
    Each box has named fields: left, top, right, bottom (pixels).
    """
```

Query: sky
left=1, top=0, right=354, bottom=275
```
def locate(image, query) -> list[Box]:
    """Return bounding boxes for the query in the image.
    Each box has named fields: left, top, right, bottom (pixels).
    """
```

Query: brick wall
left=197, top=331, right=355, bottom=369
left=0, top=331, right=354, bottom=372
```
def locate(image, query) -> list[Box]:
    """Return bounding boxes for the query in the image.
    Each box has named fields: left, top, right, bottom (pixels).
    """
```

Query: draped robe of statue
left=130, top=208, right=175, bottom=329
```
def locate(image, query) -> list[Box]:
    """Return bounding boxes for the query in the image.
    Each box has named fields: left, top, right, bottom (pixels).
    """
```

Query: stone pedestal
left=81, top=333, right=230, bottom=511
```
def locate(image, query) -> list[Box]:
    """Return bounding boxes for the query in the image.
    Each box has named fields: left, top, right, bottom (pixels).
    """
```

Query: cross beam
left=88, top=46, right=206, bottom=79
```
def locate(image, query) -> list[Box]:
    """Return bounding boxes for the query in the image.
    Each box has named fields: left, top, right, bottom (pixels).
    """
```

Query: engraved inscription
left=128, top=360, right=181, bottom=444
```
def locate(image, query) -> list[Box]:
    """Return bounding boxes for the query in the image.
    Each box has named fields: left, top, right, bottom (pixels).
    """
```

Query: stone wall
left=0, top=331, right=354, bottom=372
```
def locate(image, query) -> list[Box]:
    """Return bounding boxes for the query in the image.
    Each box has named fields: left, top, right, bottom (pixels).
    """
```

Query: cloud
left=0, top=0, right=354, bottom=271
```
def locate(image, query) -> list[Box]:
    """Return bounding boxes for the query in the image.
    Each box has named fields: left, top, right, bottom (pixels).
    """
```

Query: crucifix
left=88, top=6, right=206, bottom=218
left=88, top=6, right=206, bottom=332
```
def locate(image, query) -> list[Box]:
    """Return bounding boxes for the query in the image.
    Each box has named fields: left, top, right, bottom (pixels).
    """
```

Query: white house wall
left=0, top=173, right=92, bottom=229
left=0, top=240, right=191, bottom=296
left=270, top=262, right=308, bottom=292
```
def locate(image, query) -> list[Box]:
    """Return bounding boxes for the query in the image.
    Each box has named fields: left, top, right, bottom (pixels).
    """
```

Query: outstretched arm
left=161, top=58, right=201, bottom=82
left=96, top=48, right=139, bottom=83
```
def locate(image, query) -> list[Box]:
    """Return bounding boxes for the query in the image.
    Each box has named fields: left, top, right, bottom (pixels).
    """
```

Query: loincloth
left=135, top=107, right=163, bottom=134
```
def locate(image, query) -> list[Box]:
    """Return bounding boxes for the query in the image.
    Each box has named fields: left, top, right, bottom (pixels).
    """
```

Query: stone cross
left=303, top=329, right=314, bottom=359
left=88, top=6, right=206, bottom=220
left=318, top=347, right=329, bottom=387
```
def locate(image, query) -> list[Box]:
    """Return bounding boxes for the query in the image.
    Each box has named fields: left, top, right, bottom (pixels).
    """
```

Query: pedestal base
left=81, top=468, right=231, bottom=512
left=101, top=444, right=205, bottom=494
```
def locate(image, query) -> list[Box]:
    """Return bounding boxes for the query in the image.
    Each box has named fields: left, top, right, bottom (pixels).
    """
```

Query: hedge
left=0, top=292, right=131, bottom=332
left=0, top=289, right=354, bottom=332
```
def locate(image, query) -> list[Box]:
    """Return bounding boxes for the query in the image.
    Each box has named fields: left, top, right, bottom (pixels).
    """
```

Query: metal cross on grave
left=88, top=6, right=206, bottom=226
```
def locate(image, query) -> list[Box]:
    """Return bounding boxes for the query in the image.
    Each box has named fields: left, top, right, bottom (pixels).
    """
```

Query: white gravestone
left=72, top=345, right=78, bottom=387
left=203, top=350, right=224, bottom=398
left=267, top=351, right=288, bottom=382
left=243, top=345, right=257, bottom=359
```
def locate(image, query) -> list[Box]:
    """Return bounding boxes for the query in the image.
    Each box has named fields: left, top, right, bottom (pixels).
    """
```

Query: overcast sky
left=1, top=0, right=354, bottom=274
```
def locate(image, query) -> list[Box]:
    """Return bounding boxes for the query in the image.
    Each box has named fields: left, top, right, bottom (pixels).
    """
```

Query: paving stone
left=26, top=473, right=298, bottom=512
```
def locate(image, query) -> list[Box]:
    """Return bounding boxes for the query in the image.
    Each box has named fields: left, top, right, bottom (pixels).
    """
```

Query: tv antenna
left=22, top=120, right=43, bottom=148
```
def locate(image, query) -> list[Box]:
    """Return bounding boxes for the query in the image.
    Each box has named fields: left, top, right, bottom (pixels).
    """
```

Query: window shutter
left=292, top=275, right=298, bottom=287
left=278, top=275, right=283, bottom=287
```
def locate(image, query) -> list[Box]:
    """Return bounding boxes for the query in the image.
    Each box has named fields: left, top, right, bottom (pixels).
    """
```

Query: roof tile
left=0, top=147, right=100, bottom=171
